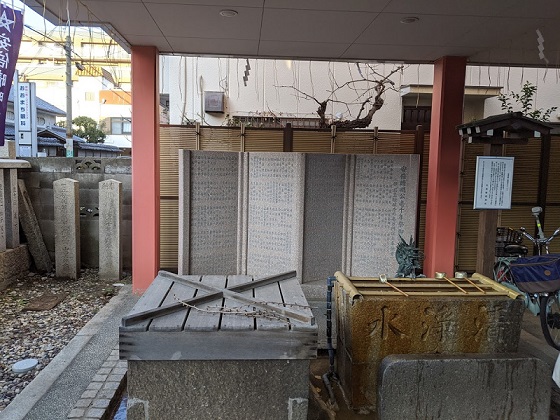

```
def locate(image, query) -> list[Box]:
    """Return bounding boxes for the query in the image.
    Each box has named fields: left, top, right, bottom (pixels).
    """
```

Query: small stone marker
left=99, top=179, right=122, bottom=280
left=53, top=178, right=80, bottom=279
left=12, top=358, right=38, bottom=373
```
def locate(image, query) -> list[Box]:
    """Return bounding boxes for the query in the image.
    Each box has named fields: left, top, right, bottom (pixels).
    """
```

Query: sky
left=13, top=0, right=56, bottom=30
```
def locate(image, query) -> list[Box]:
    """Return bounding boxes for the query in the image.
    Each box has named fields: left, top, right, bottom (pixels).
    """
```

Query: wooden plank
left=220, top=275, right=255, bottom=331
left=120, top=330, right=317, bottom=361
left=184, top=275, right=226, bottom=331
left=149, top=276, right=200, bottom=332
left=254, top=282, right=288, bottom=331
left=277, top=278, right=315, bottom=332
left=121, top=275, right=173, bottom=332
left=352, top=282, right=495, bottom=290
left=160, top=271, right=312, bottom=323
left=121, top=270, right=297, bottom=326
left=357, top=290, right=508, bottom=297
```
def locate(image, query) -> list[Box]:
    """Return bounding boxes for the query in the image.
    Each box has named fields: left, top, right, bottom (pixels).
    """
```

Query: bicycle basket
left=510, top=255, right=560, bottom=294
left=496, top=227, right=523, bottom=257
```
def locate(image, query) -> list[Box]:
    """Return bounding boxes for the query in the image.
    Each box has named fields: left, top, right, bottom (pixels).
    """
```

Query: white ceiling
left=27, top=0, right=560, bottom=67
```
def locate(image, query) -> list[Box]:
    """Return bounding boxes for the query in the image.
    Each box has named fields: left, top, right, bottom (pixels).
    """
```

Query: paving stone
left=67, top=407, right=86, bottom=418
left=92, top=398, right=111, bottom=409
left=75, top=398, right=92, bottom=408
left=107, top=374, right=123, bottom=382
left=86, top=382, right=103, bottom=391
left=102, top=360, right=116, bottom=368
left=92, top=374, right=108, bottom=382
left=81, top=389, right=98, bottom=399
left=96, top=389, right=118, bottom=399
left=102, top=381, right=120, bottom=390
left=112, top=367, right=127, bottom=375
left=85, top=407, right=106, bottom=417
left=97, top=367, right=111, bottom=375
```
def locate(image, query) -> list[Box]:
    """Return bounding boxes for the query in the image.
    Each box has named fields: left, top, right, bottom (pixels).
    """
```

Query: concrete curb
left=0, top=285, right=132, bottom=420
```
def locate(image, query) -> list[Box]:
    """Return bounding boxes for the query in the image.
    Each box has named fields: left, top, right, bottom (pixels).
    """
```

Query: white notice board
left=473, top=156, right=514, bottom=210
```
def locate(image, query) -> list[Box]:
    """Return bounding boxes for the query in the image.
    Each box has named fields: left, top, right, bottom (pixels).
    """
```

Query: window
left=6, top=111, right=14, bottom=121
left=111, top=117, right=131, bottom=134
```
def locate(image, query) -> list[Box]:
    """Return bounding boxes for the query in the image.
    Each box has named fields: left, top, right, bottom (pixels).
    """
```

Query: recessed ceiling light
left=220, top=9, right=238, bottom=17
left=400, top=16, right=419, bottom=24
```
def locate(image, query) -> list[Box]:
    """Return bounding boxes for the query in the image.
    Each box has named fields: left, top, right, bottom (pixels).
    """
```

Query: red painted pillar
left=131, top=46, right=160, bottom=293
left=423, top=56, right=466, bottom=277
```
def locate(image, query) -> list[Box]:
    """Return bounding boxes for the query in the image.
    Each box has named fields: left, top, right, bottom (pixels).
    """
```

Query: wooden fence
left=159, top=123, right=560, bottom=273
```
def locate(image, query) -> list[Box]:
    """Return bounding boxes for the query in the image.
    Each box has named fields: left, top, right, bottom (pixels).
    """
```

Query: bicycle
left=493, top=207, right=560, bottom=350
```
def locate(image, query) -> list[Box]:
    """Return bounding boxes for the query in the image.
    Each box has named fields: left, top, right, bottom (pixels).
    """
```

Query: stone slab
left=53, top=178, right=80, bottom=279
left=179, top=150, right=239, bottom=274
left=302, top=154, right=345, bottom=283
left=0, top=244, right=30, bottom=290
left=347, top=154, right=419, bottom=277
left=17, top=179, right=53, bottom=272
left=377, top=354, right=550, bottom=420
left=99, top=179, right=122, bottom=280
left=246, top=152, right=304, bottom=279
left=127, top=359, right=309, bottom=420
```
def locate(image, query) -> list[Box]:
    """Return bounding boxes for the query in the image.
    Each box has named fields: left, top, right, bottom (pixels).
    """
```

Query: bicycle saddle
left=504, top=244, right=528, bottom=256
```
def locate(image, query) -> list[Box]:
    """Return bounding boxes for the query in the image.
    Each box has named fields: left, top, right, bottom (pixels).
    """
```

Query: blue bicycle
left=493, top=207, right=560, bottom=350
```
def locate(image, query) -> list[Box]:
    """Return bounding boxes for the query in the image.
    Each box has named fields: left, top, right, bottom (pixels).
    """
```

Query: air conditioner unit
left=204, top=91, right=225, bottom=113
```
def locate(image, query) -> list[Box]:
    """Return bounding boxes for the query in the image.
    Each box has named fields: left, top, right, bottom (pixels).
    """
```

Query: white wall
left=163, top=57, right=560, bottom=129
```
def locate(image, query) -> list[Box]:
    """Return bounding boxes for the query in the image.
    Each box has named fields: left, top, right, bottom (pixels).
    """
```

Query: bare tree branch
left=277, top=64, right=405, bottom=129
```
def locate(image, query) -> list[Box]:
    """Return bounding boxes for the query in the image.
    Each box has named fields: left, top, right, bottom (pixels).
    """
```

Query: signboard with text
left=17, top=82, right=31, bottom=131
left=473, top=156, right=514, bottom=210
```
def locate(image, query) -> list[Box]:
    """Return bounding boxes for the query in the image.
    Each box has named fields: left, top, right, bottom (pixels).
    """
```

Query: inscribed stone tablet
left=189, top=151, right=239, bottom=274
left=349, top=155, right=419, bottom=276
left=246, top=153, right=304, bottom=278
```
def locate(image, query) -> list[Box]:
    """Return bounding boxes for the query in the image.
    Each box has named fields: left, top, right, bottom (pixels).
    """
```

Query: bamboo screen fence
left=159, top=123, right=560, bottom=273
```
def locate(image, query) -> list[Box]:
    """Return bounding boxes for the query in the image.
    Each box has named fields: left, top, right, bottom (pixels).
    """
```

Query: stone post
left=99, top=179, right=122, bottom=280
left=54, top=178, right=80, bottom=279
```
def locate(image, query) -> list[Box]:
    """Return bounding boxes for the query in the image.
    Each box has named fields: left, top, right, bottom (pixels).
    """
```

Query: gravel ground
left=0, top=269, right=131, bottom=411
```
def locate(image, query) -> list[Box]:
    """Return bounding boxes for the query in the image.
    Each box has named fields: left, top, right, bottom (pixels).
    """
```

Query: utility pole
left=65, top=34, right=73, bottom=157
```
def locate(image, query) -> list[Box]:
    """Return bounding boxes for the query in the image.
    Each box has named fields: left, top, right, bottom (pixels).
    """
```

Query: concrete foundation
left=127, top=359, right=310, bottom=420
left=377, top=354, right=550, bottom=420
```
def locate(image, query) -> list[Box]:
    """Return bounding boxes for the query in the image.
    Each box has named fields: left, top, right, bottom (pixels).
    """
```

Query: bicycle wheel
left=539, top=294, right=560, bottom=350
left=493, top=260, right=513, bottom=283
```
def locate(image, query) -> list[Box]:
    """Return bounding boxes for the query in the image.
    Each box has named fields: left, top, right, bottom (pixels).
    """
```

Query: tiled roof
left=38, top=125, right=85, bottom=142
left=78, top=142, right=121, bottom=152
left=37, top=136, right=64, bottom=146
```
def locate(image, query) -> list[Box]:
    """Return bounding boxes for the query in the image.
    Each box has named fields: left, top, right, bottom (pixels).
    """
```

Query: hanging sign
left=473, top=156, right=514, bottom=210
left=0, top=4, right=24, bottom=146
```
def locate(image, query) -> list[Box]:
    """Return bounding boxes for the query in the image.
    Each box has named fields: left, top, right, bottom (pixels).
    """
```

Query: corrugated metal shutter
left=160, top=198, right=179, bottom=270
